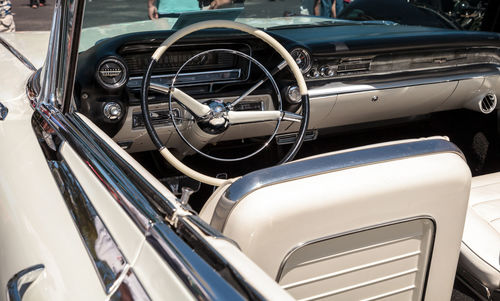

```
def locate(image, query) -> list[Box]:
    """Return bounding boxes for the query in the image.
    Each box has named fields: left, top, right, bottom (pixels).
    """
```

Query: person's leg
left=320, top=0, right=332, bottom=17
left=335, top=0, right=343, bottom=17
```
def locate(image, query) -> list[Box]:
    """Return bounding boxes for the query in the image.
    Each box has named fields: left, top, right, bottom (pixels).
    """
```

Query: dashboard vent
left=337, top=58, right=372, bottom=74
left=480, top=93, right=497, bottom=114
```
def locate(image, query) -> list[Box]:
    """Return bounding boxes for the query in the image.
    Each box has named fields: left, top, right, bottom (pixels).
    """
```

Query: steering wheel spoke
left=227, top=110, right=283, bottom=125
left=282, top=112, right=303, bottom=123
left=228, top=60, right=288, bottom=109
left=150, top=83, right=211, bottom=118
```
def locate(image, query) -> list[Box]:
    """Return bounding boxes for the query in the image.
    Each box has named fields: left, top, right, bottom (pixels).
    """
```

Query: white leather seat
left=200, top=137, right=471, bottom=300
left=458, top=173, right=500, bottom=300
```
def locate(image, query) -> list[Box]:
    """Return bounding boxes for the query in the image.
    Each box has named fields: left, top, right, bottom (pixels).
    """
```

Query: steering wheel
left=141, top=20, right=309, bottom=186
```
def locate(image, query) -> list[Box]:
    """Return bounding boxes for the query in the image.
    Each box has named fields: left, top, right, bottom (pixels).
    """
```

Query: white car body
left=0, top=1, right=498, bottom=300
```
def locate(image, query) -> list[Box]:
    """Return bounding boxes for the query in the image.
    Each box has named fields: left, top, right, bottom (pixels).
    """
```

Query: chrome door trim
left=210, top=138, right=464, bottom=232
left=33, top=115, right=151, bottom=298
left=33, top=106, right=259, bottom=300
left=27, top=69, right=42, bottom=107
left=148, top=223, right=248, bottom=300
left=48, top=159, right=149, bottom=296
left=35, top=106, right=172, bottom=229
left=0, top=102, right=7, bottom=120
left=7, top=264, right=44, bottom=301
left=0, top=36, right=36, bottom=72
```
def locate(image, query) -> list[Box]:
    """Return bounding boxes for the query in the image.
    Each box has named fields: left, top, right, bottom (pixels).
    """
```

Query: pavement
left=11, top=1, right=54, bottom=31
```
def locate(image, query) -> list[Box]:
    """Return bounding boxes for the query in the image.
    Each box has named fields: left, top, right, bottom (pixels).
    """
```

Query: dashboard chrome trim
left=308, top=65, right=500, bottom=97
left=127, top=68, right=243, bottom=89
left=210, top=138, right=464, bottom=232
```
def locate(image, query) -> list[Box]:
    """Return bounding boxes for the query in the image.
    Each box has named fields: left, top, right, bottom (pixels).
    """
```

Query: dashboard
left=75, top=25, right=500, bottom=154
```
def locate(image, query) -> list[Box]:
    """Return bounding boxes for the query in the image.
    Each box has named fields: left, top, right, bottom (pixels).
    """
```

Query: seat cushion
left=460, top=173, right=500, bottom=290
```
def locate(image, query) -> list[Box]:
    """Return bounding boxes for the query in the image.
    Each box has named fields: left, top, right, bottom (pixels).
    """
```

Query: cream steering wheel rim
left=148, top=20, right=309, bottom=187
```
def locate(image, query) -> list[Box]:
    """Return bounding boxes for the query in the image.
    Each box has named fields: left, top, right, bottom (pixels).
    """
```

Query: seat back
left=200, top=137, right=471, bottom=300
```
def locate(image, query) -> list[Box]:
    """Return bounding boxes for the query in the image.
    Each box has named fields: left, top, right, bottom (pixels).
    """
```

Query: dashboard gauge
left=96, top=57, right=128, bottom=89
left=290, top=48, right=312, bottom=74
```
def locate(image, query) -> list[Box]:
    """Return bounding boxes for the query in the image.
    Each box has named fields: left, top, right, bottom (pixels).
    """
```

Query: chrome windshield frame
left=37, top=0, right=84, bottom=113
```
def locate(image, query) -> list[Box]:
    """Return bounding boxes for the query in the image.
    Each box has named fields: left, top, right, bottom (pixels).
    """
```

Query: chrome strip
left=48, top=159, right=131, bottom=294
left=7, top=264, right=44, bottom=301
left=33, top=107, right=257, bottom=300
left=125, top=41, right=253, bottom=90
left=34, top=129, right=151, bottom=300
left=185, top=215, right=240, bottom=247
left=27, top=69, right=42, bottom=107
left=210, top=138, right=464, bottom=231
left=127, top=68, right=242, bottom=89
left=456, top=274, right=490, bottom=301
left=149, top=223, right=248, bottom=301
left=0, top=102, right=7, bottom=120
left=39, top=0, right=62, bottom=107
left=0, top=36, right=36, bottom=71
left=35, top=106, right=170, bottom=229
left=308, top=65, right=500, bottom=98
left=108, top=268, right=152, bottom=301
left=174, top=216, right=265, bottom=300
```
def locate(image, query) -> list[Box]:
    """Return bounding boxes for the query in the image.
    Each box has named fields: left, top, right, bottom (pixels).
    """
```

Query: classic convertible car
left=1, top=0, right=500, bottom=300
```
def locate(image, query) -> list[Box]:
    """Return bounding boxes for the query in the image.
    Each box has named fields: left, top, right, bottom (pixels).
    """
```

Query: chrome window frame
left=36, top=0, right=83, bottom=112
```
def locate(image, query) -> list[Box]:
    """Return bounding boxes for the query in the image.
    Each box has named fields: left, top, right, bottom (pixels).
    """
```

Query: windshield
left=80, top=0, right=491, bottom=51
left=80, top=0, right=343, bottom=51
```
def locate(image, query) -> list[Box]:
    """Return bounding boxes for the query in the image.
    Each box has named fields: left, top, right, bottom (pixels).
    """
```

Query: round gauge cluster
left=96, top=57, right=128, bottom=89
left=290, top=48, right=312, bottom=74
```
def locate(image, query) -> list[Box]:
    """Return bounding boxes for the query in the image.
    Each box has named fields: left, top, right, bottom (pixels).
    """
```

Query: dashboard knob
left=324, top=67, right=334, bottom=77
left=309, top=68, right=320, bottom=78
left=103, top=102, right=123, bottom=120
left=285, top=85, right=302, bottom=104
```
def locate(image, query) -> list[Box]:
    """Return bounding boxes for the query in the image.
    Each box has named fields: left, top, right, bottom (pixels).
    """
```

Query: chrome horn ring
left=168, top=48, right=283, bottom=162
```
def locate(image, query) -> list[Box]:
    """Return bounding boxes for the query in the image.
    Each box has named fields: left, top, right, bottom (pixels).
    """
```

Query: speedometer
left=290, top=48, right=312, bottom=74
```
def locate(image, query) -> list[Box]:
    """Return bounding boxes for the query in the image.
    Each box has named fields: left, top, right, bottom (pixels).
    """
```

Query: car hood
left=0, top=31, right=49, bottom=69
left=0, top=31, right=49, bottom=102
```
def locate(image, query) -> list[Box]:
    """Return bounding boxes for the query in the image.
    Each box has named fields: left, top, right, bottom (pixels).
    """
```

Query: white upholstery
left=459, top=172, right=500, bottom=294
left=200, top=137, right=471, bottom=300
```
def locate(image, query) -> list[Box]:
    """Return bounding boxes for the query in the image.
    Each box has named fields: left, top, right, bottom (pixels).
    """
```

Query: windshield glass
left=80, top=0, right=491, bottom=51
left=80, top=0, right=342, bottom=51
